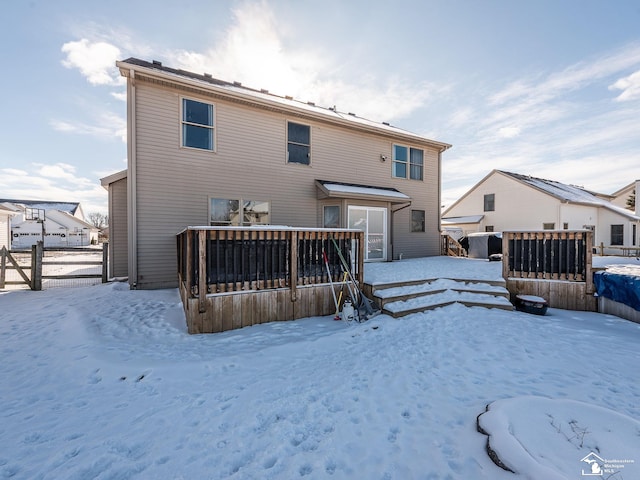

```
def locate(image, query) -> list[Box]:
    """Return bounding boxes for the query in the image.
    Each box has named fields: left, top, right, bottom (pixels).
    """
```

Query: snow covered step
left=372, top=278, right=510, bottom=311
left=382, top=289, right=514, bottom=318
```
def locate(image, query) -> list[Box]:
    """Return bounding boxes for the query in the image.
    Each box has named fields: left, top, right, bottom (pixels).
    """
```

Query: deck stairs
left=365, top=276, right=513, bottom=318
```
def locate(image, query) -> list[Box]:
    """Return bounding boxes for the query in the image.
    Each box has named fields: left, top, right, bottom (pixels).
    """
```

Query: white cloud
left=609, top=70, right=640, bottom=102
left=2, top=168, right=28, bottom=177
left=0, top=164, right=108, bottom=214
left=36, top=163, right=79, bottom=181
left=61, top=39, right=123, bottom=86
left=111, top=91, right=127, bottom=102
left=490, top=43, right=640, bottom=106
left=50, top=112, right=126, bottom=143
left=166, top=1, right=432, bottom=123
left=497, top=126, right=521, bottom=139
left=441, top=46, right=640, bottom=205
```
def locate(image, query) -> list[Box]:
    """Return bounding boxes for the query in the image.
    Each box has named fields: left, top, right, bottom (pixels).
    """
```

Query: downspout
left=437, top=149, right=442, bottom=236
left=127, top=69, right=138, bottom=288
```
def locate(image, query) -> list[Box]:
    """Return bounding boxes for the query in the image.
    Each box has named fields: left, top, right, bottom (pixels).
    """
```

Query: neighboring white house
left=610, top=180, right=638, bottom=212
left=0, top=205, right=17, bottom=249
left=442, top=170, right=640, bottom=254
left=0, top=200, right=98, bottom=249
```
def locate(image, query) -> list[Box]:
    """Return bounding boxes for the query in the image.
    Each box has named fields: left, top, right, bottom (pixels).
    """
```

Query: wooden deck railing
left=502, top=230, right=593, bottom=281
left=502, top=230, right=596, bottom=311
left=177, top=227, right=365, bottom=314
left=440, top=234, right=466, bottom=257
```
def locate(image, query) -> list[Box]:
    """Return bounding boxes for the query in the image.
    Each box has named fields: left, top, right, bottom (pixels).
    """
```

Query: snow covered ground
left=1, top=257, right=639, bottom=479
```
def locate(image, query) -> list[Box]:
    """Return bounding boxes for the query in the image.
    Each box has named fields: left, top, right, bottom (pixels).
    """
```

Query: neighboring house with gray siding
left=100, top=170, right=128, bottom=278
left=104, top=57, right=451, bottom=290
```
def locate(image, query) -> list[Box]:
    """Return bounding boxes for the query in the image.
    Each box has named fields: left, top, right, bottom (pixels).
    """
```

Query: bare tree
left=626, top=189, right=635, bottom=211
left=88, top=212, right=109, bottom=229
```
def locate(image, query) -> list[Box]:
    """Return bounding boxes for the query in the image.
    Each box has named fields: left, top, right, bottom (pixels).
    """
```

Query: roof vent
left=152, top=60, right=162, bottom=66
left=285, top=95, right=293, bottom=100
left=307, top=101, right=315, bottom=106
left=260, top=88, right=269, bottom=93
left=204, top=73, right=212, bottom=78
left=382, top=122, right=390, bottom=126
left=233, top=81, right=242, bottom=86
left=348, top=112, right=356, bottom=116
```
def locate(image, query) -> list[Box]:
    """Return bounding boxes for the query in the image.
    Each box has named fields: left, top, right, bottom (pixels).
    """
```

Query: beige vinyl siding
left=133, top=81, right=442, bottom=288
left=109, top=177, right=128, bottom=278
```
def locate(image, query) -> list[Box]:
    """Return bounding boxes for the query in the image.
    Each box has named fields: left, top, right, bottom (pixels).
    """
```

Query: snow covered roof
left=0, top=199, right=81, bottom=216
left=117, top=58, right=451, bottom=152
left=315, top=180, right=411, bottom=203
left=499, top=171, right=640, bottom=221
left=441, top=215, right=484, bottom=225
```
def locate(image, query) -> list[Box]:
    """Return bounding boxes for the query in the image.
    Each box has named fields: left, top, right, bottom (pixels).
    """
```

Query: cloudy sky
left=1, top=0, right=639, bottom=214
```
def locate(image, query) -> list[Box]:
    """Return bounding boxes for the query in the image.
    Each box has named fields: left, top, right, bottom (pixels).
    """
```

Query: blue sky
left=1, top=0, right=639, bottom=214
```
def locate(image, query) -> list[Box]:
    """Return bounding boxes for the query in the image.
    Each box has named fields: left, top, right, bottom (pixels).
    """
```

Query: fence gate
left=0, top=242, right=108, bottom=290
left=0, top=246, right=31, bottom=288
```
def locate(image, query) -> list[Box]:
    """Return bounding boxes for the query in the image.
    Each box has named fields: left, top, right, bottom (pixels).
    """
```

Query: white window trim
left=180, top=96, right=217, bottom=152
left=392, top=144, right=424, bottom=181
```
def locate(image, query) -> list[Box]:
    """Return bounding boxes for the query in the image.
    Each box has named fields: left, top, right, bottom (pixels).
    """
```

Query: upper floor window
left=611, top=224, right=624, bottom=246
left=484, top=193, right=495, bottom=212
left=182, top=98, right=214, bottom=151
left=287, top=121, right=311, bottom=165
left=393, top=145, right=423, bottom=180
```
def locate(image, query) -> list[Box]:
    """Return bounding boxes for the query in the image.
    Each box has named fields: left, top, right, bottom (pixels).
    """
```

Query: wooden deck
left=502, top=230, right=597, bottom=311
left=177, top=227, right=364, bottom=333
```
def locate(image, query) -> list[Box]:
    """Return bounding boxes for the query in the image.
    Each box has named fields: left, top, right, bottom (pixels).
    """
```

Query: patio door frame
left=347, top=205, right=387, bottom=262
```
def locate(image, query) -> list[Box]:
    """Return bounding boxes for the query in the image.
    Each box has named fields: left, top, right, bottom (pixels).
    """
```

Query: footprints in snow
left=87, top=369, right=152, bottom=384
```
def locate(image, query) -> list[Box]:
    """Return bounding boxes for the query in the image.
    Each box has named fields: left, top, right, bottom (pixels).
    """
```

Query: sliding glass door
left=348, top=206, right=387, bottom=261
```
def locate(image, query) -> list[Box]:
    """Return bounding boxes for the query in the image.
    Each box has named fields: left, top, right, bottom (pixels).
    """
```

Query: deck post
left=290, top=230, right=297, bottom=302
left=501, top=233, right=510, bottom=280
left=585, top=231, right=594, bottom=294
left=31, top=241, right=43, bottom=291
left=185, top=229, right=194, bottom=297
left=0, top=247, right=6, bottom=289
left=102, top=242, right=109, bottom=283
left=357, top=232, right=364, bottom=286
left=198, top=230, right=207, bottom=313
